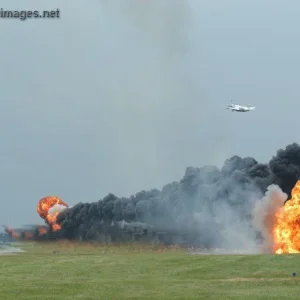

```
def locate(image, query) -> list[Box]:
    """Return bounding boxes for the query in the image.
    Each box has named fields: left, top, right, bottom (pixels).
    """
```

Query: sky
left=0, top=0, right=299, bottom=226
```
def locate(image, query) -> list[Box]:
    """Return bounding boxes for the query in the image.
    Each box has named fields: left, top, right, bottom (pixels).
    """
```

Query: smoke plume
left=6, top=143, right=300, bottom=252
left=252, top=185, right=288, bottom=253
left=25, top=143, right=300, bottom=250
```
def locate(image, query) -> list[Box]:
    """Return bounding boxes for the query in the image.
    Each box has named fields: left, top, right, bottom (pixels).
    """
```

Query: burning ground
left=6, top=143, right=300, bottom=254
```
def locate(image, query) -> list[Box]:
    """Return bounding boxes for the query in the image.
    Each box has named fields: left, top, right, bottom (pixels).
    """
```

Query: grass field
left=0, top=241, right=299, bottom=299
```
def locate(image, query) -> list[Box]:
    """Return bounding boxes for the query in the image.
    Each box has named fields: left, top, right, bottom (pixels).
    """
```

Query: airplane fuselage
left=230, top=108, right=251, bottom=112
left=226, top=104, right=255, bottom=112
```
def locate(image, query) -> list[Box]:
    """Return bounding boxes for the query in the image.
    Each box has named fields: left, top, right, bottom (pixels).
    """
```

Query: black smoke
left=34, top=143, right=298, bottom=249
left=7, top=143, right=300, bottom=249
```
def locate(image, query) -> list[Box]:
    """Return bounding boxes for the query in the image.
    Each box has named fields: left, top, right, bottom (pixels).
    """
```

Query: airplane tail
left=226, top=99, right=233, bottom=109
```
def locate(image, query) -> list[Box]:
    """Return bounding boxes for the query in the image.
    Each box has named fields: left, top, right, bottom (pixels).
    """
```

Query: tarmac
left=0, top=243, right=25, bottom=255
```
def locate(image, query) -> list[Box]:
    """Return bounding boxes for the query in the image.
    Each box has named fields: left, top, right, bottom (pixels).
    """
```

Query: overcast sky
left=0, top=0, right=299, bottom=226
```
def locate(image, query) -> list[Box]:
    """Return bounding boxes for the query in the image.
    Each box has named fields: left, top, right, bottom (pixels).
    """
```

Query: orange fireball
left=273, top=180, right=300, bottom=254
left=37, top=196, right=68, bottom=232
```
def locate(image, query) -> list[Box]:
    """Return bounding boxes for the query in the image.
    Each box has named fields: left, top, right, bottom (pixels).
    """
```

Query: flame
left=5, top=225, right=48, bottom=240
left=5, top=226, right=20, bottom=239
left=38, top=226, right=48, bottom=236
left=5, top=196, right=68, bottom=241
left=37, top=196, right=68, bottom=232
left=273, top=180, right=300, bottom=254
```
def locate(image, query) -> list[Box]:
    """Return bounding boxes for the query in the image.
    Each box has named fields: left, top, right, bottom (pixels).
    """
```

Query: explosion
left=4, top=225, right=48, bottom=240
left=4, top=143, right=300, bottom=252
left=273, top=180, right=300, bottom=254
left=36, top=196, right=69, bottom=231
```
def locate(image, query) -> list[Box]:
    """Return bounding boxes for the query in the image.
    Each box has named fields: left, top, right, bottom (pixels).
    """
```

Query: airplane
left=226, top=100, right=255, bottom=112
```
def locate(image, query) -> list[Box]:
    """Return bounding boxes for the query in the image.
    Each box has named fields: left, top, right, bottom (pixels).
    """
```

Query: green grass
left=0, top=241, right=300, bottom=299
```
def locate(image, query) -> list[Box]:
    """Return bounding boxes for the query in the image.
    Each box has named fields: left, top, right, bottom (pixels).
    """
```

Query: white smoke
left=48, top=204, right=68, bottom=216
left=252, top=184, right=287, bottom=253
left=190, top=183, right=287, bottom=255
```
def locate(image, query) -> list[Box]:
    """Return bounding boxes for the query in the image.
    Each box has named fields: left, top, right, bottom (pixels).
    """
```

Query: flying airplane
left=226, top=101, right=255, bottom=112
